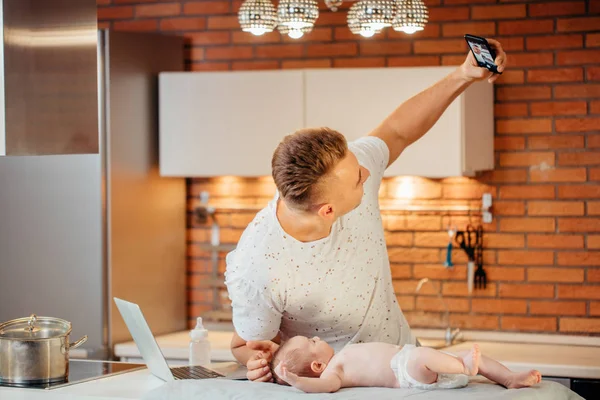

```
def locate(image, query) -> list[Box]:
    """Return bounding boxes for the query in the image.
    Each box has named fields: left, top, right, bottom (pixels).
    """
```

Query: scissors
left=455, top=224, right=482, bottom=261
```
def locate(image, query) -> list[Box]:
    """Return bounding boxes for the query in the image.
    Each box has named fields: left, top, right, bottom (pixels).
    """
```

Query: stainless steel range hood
left=0, top=0, right=99, bottom=156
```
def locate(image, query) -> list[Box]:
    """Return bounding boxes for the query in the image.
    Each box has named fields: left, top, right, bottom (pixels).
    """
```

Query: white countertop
left=0, top=367, right=162, bottom=400
left=3, top=337, right=600, bottom=399
left=0, top=362, right=239, bottom=400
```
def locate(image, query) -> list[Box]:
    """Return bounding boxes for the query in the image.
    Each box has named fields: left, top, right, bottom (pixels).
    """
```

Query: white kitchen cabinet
left=159, top=67, right=494, bottom=178
left=304, top=67, right=494, bottom=178
left=159, top=70, right=304, bottom=177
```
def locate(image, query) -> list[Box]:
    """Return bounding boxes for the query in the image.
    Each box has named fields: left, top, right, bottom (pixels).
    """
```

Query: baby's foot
left=461, top=344, right=480, bottom=376
left=505, top=370, right=542, bottom=389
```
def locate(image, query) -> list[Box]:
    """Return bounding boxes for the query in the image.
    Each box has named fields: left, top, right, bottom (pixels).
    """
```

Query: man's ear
left=311, top=360, right=327, bottom=374
left=317, top=203, right=335, bottom=220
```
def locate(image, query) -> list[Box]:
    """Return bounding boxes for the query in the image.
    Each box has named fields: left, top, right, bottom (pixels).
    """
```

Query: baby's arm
left=275, top=363, right=342, bottom=393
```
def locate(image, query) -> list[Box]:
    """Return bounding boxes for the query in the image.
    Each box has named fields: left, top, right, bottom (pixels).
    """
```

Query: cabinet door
left=304, top=67, right=463, bottom=178
left=159, top=70, right=304, bottom=177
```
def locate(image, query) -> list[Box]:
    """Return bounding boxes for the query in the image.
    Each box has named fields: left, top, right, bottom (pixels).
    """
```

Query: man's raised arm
left=369, top=38, right=507, bottom=167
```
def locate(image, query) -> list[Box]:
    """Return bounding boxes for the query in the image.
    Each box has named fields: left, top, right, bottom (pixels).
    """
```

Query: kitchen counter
left=0, top=362, right=240, bottom=400
left=3, top=336, right=599, bottom=399
left=0, top=363, right=584, bottom=400
left=0, top=366, right=162, bottom=400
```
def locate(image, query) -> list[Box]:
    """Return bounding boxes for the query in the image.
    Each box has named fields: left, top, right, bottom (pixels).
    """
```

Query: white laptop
left=114, top=297, right=243, bottom=381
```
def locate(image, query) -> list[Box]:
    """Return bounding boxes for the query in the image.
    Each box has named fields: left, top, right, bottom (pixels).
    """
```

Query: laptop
left=114, top=297, right=243, bottom=382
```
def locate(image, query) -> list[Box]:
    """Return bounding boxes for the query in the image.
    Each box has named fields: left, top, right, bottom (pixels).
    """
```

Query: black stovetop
left=0, top=359, right=146, bottom=390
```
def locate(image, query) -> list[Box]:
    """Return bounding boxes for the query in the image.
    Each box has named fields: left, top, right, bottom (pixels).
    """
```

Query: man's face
left=320, top=151, right=371, bottom=218
left=473, top=45, right=481, bottom=54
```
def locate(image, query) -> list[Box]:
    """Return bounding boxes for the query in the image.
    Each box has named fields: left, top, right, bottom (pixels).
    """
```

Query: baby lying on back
left=268, top=335, right=541, bottom=393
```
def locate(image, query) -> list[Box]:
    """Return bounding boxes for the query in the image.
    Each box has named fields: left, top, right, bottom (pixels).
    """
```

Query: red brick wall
left=98, top=0, right=600, bottom=335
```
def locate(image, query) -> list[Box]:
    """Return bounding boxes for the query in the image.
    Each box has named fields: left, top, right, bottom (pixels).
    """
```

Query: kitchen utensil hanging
left=444, top=224, right=456, bottom=268
left=474, top=228, right=486, bottom=289
left=455, top=224, right=483, bottom=294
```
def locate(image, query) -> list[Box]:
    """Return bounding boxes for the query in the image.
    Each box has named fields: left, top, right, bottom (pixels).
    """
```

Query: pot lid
left=0, top=314, right=71, bottom=339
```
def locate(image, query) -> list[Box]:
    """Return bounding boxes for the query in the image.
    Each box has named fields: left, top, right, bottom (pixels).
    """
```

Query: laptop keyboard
left=171, top=365, right=225, bottom=380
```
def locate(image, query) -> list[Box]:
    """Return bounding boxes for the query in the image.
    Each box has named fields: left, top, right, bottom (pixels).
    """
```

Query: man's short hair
left=271, top=127, right=348, bottom=211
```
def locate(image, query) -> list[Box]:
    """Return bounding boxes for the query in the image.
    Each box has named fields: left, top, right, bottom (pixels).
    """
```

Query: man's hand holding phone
left=462, top=34, right=507, bottom=84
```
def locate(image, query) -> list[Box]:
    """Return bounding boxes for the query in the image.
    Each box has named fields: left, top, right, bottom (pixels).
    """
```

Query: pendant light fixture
left=238, top=0, right=278, bottom=36
left=237, top=0, right=428, bottom=38
left=277, top=0, right=319, bottom=37
left=392, top=0, right=428, bottom=34
left=356, top=0, right=396, bottom=31
left=347, top=2, right=381, bottom=38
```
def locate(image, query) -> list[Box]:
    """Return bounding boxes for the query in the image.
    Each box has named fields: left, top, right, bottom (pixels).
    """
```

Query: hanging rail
left=194, top=194, right=493, bottom=221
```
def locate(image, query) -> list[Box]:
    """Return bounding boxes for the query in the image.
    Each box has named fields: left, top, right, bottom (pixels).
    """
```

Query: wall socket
left=482, top=193, right=492, bottom=223
left=195, top=191, right=214, bottom=224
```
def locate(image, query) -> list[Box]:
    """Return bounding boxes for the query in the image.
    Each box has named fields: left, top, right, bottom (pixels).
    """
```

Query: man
left=225, top=38, right=507, bottom=382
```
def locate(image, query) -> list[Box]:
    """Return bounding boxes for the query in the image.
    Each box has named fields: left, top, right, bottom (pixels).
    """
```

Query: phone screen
left=465, top=36, right=500, bottom=74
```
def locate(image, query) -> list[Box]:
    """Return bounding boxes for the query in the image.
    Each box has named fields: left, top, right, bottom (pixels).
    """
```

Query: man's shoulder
left=225, top=204, right=288, bottom=283
left=348, top=136, right=388, bottom=157
left=231, top=203, right=280, bottom=252
left=348, top=136, right=390, bottom=178
left=349, top=135, right=389, bottom=150
left=345, top=137, right=389, bottom=200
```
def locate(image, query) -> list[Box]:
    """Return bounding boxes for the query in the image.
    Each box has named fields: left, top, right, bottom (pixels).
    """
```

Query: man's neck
left=276, top=198, right=333, bottom=243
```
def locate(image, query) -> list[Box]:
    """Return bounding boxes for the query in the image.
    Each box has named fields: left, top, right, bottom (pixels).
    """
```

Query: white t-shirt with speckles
left=224, top=136, right=416, bottom=353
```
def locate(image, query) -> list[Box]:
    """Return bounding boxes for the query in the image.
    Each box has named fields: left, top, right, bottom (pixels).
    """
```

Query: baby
left=270, top=336, right=541, bottom=393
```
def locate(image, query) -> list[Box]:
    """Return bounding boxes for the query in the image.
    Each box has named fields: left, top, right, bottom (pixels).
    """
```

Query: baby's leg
left=452, top=350, right=541, bottom=389
left=407, top=345, right=480, bottom=385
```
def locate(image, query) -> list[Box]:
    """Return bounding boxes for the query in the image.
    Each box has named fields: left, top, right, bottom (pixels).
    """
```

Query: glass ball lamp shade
left=277, top=0, right=319, bottom=31
left=238, top=0, right=278, bottom=36
left=347, top=2, right=382, bottom=38
left=356, top=0, right=396, bottom=31
left=393, top=0, right=428, bottom=34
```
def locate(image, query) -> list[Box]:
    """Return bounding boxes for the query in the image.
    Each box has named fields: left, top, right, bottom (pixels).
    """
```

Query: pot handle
left=69, top=335, right=88, bottom=350
left=27, top=314, right=37, bottom=332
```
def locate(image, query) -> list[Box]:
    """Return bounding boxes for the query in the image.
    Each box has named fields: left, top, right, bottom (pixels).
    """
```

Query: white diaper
left=390, top=344, right=469, bottom=390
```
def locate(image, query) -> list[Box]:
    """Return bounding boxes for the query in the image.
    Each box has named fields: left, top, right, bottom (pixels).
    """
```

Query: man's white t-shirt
left=224, top=136, right=415, bottom=353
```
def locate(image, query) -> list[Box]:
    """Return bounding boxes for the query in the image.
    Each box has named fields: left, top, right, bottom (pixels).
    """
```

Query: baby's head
left=271, top=336, right=334, bottom=384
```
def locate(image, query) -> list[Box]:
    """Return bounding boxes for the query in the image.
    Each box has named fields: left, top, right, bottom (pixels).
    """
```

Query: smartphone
left=464, top=34, right=502, bottom=74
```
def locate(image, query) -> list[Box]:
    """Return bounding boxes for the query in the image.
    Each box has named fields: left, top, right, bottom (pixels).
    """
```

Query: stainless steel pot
left=0, top=314, right=87, bottom=384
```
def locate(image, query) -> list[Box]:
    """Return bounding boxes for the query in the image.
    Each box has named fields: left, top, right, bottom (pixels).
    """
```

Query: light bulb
left=248, top=27, right=268, bottom=35
left=396, top=26, right=422, bottom=34
left=288, top=29, right=304, bottom=39
left=360, top=29, right=376, bottom=38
